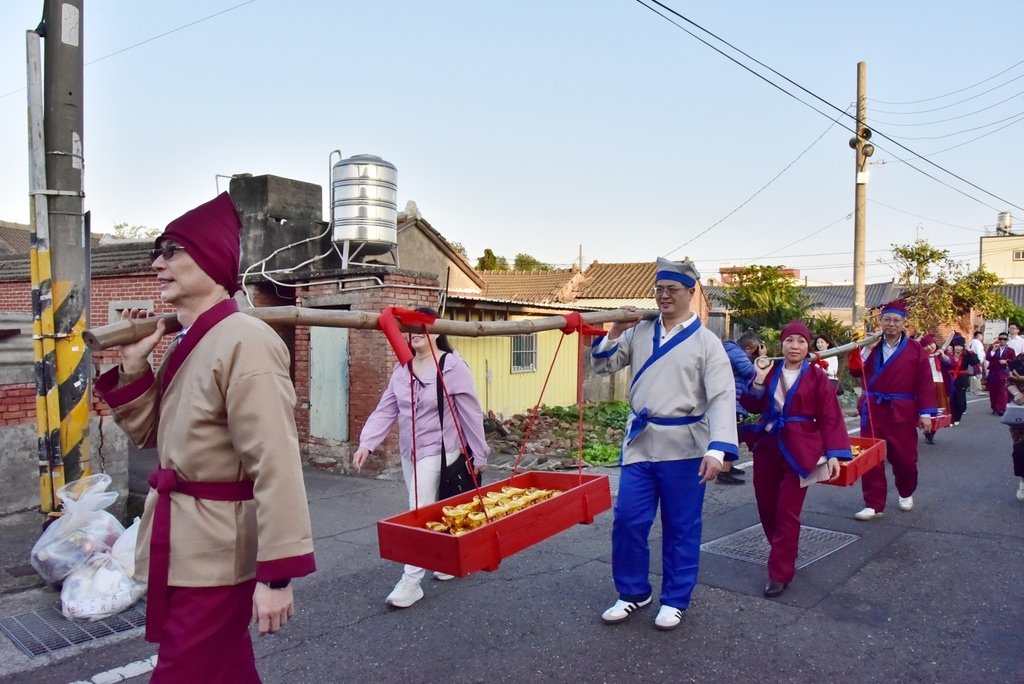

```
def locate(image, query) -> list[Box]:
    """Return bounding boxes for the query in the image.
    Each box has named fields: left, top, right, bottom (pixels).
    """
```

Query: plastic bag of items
left=60, top=550, right=146, bottom=621
left=30, top=474, right=125, bottom=584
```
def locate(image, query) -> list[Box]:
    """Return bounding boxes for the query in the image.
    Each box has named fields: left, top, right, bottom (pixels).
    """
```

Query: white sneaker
left=654, top=605, right=683, bottom=631
left=601, top=596, right=652, bottom=624
left=898, top=496, right=914, bottom=511
left=433, top=571, right=455, bottom=581
left=385, top=577, right=423, bottom=608
left=1016, top=481, right=1024, bottom=501
left=854, top=507, right=883, bottom=521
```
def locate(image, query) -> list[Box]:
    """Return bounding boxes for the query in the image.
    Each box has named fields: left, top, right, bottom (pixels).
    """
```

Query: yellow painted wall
left=981, top=235, right=1024, bottom=284
left=450, top=329, right=580, bottom=418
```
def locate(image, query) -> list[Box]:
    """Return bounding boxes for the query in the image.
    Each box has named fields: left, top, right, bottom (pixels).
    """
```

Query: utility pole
left=850, top=61, right=874, bottom=334
left=41, top=0, right=90, bottom=491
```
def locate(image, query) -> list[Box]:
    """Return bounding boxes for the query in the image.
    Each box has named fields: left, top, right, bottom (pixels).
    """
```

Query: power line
left=870, top=71, right=1024, bottom=115
left=0, top=0, right=257, bottom=101
left=662, top=106, right=850, bottom=257
left=870, top=58, right=1024, bottom=106
left=872, top=89, right=1024, bottom=128
left=636, top=0, right=1024, bottom=213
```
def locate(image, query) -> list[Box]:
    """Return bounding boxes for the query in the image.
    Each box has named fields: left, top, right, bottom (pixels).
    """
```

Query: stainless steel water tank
left=330, top=154, right=398, bottom=255
left=997, top=211, right=1014, bottom=235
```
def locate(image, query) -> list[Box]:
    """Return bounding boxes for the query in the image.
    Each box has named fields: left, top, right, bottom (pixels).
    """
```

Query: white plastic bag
left=30, top=474, right=125, bottom=584
left=60, top=552, right=146, bottom=621
left=111, top=517, right=141, bottom=579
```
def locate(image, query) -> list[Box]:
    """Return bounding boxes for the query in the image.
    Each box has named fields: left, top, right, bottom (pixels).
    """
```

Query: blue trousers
left=612, top=459, right=706, bottom=609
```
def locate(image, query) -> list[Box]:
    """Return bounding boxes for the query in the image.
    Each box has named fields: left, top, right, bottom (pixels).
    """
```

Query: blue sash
left=626, top=408, right=704, bottom=444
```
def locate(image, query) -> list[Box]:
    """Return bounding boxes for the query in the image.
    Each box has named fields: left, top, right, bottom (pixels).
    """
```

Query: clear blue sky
left=1, top=1, right=1022, bottom=285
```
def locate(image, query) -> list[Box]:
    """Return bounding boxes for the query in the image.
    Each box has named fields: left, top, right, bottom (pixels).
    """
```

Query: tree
left=110, top=222, right=159, bottom=240
left=721, top=265, right=815, bottom=331
left=449, top=241, right=468, bottom=260
left=512, top=253, right=550, bottom=271
left=889, top=238, right=1008, bottom=332
left=475, top=248, right=509, bottom=271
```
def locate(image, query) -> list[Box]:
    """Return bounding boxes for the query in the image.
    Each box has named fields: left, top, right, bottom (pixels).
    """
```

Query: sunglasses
left=999, top=337, right=1009, bottom=341
left=150, top=244, right=186, bottom=262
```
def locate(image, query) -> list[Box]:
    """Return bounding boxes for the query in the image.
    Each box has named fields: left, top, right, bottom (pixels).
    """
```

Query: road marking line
left=67, top=655, right=156, bottom=683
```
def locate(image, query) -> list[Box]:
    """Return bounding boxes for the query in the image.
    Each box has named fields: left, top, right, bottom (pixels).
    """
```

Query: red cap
left=156, top=192, right=241, bottom=295
left=780, top=320, right=812, bottom=345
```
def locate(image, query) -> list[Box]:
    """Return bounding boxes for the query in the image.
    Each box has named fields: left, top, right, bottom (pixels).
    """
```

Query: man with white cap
left=848, top=299, right=936, bottom=520
left=95, top=192, right=316, bottom=682
left=591, top=257, right=737, bottom=631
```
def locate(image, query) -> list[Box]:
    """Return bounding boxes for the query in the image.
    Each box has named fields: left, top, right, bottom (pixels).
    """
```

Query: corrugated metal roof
left=0, top=242, right=151, bottom=281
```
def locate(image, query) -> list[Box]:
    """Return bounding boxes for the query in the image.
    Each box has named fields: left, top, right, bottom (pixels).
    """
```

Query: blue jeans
left=612, top=459, right=706, bottom=609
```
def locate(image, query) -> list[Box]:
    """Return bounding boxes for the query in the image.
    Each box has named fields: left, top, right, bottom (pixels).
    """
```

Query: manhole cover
left=0, top=600, right=146, bottom=658
left=701, top=524, right=859, bottom=569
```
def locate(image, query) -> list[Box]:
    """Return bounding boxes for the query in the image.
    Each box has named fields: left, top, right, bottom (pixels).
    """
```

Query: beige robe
left=97, top=308, right=315, bottom=587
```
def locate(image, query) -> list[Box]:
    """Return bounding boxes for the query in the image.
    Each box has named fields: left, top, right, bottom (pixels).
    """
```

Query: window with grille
left=510, top=334, right=537, bottom=373
left=1014, top=250, right=1024, bottom=261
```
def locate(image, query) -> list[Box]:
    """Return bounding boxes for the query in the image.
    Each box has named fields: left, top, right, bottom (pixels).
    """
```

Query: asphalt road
left=2, top=395, right=1022, bottom=683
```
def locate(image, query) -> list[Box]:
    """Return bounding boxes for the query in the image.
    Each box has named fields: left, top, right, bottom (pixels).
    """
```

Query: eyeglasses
left=653, top=286, right=687, bottom=297
left=879, top=316, right=904, bottom=324
left=999, top=337, right=1009, bottom=341
left=150, top=244, right=185, bottom=262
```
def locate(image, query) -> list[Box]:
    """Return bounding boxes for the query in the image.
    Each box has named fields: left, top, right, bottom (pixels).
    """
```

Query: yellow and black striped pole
left=27, top=29, right=64, bottom=513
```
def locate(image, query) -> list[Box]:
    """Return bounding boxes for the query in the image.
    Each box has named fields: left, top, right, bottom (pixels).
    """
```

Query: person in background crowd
left=721, top=331, right=765, bottom=484
left=969, top=331, right=987, bottom=395
left=918, top=335, right=948, bottom=445
left=847, top=299, right=936, bottom=520
left=812, top=334, right=841, bottom=394
left=1004, top=356, right=1024, bottom=502
left=740, top=321, right=851, bottom=598
left=942, top=334, right=978, bottom=426
left=986, top=333, right=1015, bottom=416
left=353, top=309, right=489, bottom=609
left=592, top=257, right=736, bottom=631
left=1006, top=323, right=1024, bottom=356
left=94, top=193, right=316, bottom=683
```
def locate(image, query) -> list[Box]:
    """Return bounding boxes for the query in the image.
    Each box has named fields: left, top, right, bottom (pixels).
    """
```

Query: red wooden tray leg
left=483, top=532, right=502, bottom=572
left=582, top=492, right=596, bottom=524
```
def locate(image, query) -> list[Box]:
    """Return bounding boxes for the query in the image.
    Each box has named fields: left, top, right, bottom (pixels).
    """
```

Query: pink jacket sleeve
left=444, top=354, right=491, bottom=467
left=357, top=365, right=401, bottom=452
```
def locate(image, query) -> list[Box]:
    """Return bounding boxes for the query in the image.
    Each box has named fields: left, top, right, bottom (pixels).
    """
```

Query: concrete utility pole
left=850, top=61, right=874, bottom=334
left=42, top=0, right=90, bottom=487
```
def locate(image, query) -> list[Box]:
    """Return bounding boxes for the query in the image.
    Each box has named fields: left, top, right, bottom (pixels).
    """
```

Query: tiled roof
left=478, top=269, right=581, bottom=303
left=577, top=262, right=656, bottom=299
left=705, top=281, right=903, bottom=311
left=0, top=241, right=151, bottom=281
left=996, top=284, right=1024, bottom=308
left=0, top=222, right=32, bottom=255
left=0, top=221, right=103, bottom=257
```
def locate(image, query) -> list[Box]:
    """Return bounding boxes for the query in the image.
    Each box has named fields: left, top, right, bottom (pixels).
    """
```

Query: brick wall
left=296, top=272, right=439, bottom=473
left=0, top=383, right=34, bottom=426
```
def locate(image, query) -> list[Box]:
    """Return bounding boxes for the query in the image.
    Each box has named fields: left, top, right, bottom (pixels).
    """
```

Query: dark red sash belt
left=145, top=467, right=255, bottom=643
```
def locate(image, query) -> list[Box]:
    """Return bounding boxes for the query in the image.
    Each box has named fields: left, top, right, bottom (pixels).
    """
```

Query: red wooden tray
left=823, top=436, right=887, bottom=487
left=930, top=413, right=952, bottom=431
left=377, top=471, right=612, bottom=577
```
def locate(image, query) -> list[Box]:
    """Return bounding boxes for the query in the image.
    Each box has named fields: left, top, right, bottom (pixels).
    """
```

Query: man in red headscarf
left=95, top=193, right=316, bottom=682
left=848, top=300, right=936, bottom=520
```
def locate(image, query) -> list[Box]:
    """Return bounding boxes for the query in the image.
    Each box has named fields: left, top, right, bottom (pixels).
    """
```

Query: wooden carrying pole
left=83, top=306, right=660, bottom=351
left=756, top=331, right=883, bottom=367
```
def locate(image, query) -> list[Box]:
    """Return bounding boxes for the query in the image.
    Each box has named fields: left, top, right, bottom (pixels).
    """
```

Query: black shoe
left=763, top=581, right=787, bottom=598
left=925, top=433, right=934, bottom=445
left=717, top=471, right=745, bottom=485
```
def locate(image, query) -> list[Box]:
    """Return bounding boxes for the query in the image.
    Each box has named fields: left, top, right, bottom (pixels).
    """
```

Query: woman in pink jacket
left=352, top=308, right=490, bottom=609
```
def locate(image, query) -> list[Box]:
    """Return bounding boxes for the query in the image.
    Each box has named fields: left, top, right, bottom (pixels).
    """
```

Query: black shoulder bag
left=436, top=353, right=480, bottom=500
